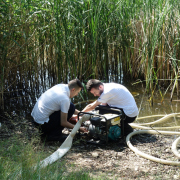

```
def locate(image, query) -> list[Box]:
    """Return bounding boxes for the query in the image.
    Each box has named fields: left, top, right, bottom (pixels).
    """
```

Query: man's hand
left=82, top=100, right=101, bottom=112
left=79, top=127, right=88, bottom=133
left=69, top=116, right=78, bottom=124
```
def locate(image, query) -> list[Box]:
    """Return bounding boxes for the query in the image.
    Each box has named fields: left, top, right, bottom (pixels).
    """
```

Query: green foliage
left=1, top=0, right=180, bottom=103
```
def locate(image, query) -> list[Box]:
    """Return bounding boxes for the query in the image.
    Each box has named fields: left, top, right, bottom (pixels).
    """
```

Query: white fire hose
left=1, top=113, right=180, bottom=168
left=37, top=112, right=180, bottom=168
left=127, top=113, right=180, bottom=166
left=35, top=114, right=91, bottom=169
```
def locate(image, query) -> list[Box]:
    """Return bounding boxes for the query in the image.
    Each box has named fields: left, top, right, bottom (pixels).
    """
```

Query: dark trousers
left=121, top=114, right=136, bottom=136
left=34, top=102, right=75, bottom=137
left=98, top=104, right=136, bottom=136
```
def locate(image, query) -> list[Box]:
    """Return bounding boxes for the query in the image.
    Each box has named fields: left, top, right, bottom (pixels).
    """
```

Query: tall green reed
left=1, top=0, right=180, bottom=108
left=118, top=0, right=180, bottom=101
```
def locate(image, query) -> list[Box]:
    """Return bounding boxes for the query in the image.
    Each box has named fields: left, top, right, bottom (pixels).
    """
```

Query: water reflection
left=73, top=82, right=180, bottom=127
left=2, top=79, right=180, bottom=127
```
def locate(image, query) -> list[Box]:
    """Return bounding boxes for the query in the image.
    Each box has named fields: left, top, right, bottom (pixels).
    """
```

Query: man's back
left=98, top=83, right=139, bottom=117
left=31, top=84, right=70, bottom=124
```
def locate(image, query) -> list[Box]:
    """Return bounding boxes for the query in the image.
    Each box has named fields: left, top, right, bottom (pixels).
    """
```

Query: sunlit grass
left=0, top=135, right=92, bottom=180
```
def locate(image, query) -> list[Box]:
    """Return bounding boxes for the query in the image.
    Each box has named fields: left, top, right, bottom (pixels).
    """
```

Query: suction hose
left=135, top=113, right=180, bottom=126
left=126, top=130, right=180, bottom=166
left=172, top=137, right=180, bottom=158
left=39, top=112, right=180, bottom=167
left=126, top=113, right=180, bottom=166
left=35, top=114, right=90, bottom=169
left=2, top=111, right=180, bottom=167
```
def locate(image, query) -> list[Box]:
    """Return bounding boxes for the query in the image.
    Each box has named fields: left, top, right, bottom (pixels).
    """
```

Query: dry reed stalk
left=2, top=0, right=180, bottom=109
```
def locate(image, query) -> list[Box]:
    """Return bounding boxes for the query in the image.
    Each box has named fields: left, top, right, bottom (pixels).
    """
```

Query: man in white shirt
left=82, top=79, right=139, bottom=136
left=31, top=79, right=87, bottom=141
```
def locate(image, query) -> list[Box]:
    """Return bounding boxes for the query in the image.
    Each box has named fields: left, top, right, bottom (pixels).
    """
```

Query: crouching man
left=82, top=79, right=139, bottom=136
left=31, top=79, right=88, bottom=141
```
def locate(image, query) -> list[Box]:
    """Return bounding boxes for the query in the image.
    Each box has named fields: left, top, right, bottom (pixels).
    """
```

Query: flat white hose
left=38, top=112, right=180, bottom=167
left=2, top=111, right=180, bottom=167
left=35, top=114, right=90, bottom=169
left=127, top=113, right=180, bottom=166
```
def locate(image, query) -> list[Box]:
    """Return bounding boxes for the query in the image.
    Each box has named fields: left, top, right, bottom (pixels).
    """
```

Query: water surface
left=2, top=80, right=180, bottom=127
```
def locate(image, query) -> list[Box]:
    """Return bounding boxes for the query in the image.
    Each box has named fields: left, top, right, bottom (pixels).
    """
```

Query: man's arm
left=61, top=112, right=75, bottom=129
left=82, top=100, right=101, bottom=112
left=60, top=111, right=88, bottom=132
left=74, top=109, right=80, bottom=115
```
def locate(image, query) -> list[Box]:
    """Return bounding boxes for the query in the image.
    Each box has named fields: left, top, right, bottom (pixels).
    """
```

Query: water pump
left=78, top=105, right=125, bottom=144
left=108, top=125, right=121, bottom=141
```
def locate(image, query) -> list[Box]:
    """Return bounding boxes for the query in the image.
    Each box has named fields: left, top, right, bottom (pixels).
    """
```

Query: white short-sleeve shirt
left=97, top=83, right=139, bottom=117
left=31, top=84, right=70, bottom=124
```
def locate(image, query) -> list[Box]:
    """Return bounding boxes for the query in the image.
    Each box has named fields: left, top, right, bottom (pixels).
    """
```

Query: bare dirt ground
left=64, top=132, right=180, bottom=180
left=1, top=113, right=180, bottom=180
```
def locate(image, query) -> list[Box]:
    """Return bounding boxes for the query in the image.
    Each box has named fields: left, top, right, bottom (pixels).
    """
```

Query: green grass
left=0, top=135, right=93, bottom=180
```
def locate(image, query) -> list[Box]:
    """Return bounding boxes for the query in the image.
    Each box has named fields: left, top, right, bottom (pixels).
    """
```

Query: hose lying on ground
left=135, top=113, right=180, bottom=126
left=39, top=112, right=180, bottom=168
left=34, top=114, right=91, bottom=169
left=172, top=136, right=180, bottom=158
left=127, top=113, right=180, bottom=166
left=126, top=129, right=180, bottom=166
left=1, top=112, right=180, bottom=167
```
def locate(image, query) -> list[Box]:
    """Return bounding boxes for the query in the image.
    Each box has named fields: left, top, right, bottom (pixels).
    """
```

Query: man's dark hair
left=86, top=79, right=103, bottom=91
left=68, top=79, right=83, bottom=90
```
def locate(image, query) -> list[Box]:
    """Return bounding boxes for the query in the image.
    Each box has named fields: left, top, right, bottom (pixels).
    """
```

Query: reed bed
left=1, top=0, right=180, bottom=108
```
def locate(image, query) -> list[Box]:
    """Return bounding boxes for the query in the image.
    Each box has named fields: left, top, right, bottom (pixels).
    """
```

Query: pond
left=74, top=82, right=180, bottom=128
left=2, top=79, right=180, bottom=128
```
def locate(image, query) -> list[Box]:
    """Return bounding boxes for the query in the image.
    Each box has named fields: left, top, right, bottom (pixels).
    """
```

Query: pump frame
left=78, top=105, right=125, bottom=144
